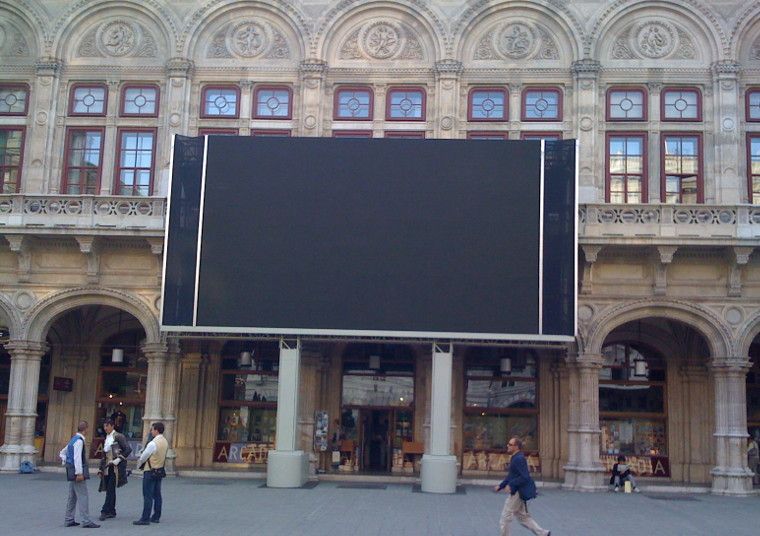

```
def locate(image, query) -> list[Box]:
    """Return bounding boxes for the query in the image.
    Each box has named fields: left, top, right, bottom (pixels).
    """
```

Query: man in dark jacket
left=493, top=437, right=550, bottom=536
left=59, top=421, right=99, bottom=528
left=98, top=418, right=132, bottom=521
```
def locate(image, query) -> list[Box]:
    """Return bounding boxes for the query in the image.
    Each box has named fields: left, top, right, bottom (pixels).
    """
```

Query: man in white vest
left=133, top=422, right=168, bottom=525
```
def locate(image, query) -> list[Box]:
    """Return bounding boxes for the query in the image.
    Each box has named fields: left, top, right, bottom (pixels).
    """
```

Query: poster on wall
left=314, top=411, right=329, bottom=452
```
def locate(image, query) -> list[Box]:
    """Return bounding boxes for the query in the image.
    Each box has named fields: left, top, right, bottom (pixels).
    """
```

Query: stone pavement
left=2, top=472, right=759, bottom=535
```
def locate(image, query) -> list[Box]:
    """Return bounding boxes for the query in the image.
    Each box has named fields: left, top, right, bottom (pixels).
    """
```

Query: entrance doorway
left=363, top=409, right=390, bottom=471
left=341, top=407, right=414, bottom=473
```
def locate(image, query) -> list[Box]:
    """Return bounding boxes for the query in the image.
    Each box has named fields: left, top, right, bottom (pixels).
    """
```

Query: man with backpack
left=493, top=437, right=550, bottom=536
left=59, top=421, right=100, bottom=528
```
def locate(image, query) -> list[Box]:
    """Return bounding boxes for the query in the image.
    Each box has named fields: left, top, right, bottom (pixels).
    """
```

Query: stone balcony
left=0, top=196, right=758, bottom=248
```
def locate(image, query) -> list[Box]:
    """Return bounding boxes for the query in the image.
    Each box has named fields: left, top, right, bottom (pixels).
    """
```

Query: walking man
left=493, top=437, right=550, bottom=536
left=59, top=420, right=100, bottom=528
left=98, top=418, right=132, bottom=520
left=133, top=422, right=168, bottom=525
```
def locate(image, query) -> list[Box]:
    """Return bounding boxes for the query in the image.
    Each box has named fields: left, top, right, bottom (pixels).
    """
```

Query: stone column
left=141, top=342, right=168, bottom=446
left=267, top=339, right=308, bottom=487
left=711, top=61, right=742, bottom=203
left=563, top=351, right=605, bottom=491
left=174, top=345, right=203, bottom=466
left=0, top=340, right=47, bottom=471
left=571, top=60, right=601, bottom=203
left=298, top=60, right=328, bottom=137
left=161, top=340, right=181, bottom=473
left=421, top=342, right=457, bottom=493
left=27, top=58, right=63, bottom=193
left=433, top=60, right=463, bottom=139
left=711, top=356, right=753, bottom=495
left=160, top=58, right=194, bottom=195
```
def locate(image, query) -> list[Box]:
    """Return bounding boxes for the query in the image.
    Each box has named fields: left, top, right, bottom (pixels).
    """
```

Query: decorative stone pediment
left=206, top=19, right=291, bottom=60
left=610, top=19, right=697, bottom=61
left=338, top=19, right=425, bottom=61
left=474, top=21, right=559, bottom=61
left=76, top=20, right=157, bottom=58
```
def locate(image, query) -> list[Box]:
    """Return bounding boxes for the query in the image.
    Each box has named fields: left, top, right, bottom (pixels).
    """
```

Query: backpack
left=19, top=460, right=36, bottom=474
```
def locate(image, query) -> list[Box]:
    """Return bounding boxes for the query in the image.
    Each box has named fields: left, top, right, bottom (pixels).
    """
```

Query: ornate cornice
left=166, top=57, right=194, bottom=78
left=299, top=59, right=328, bottom=75
left=571, top=59, right=601, bottom=76
left=711, top=60, right=741, bottom=76
left=434, top=59, right=464, bottom=75
left=35, top=57, right=63, bottom=76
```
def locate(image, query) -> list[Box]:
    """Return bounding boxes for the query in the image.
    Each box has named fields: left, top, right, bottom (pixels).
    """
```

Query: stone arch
left=600, top=320, right=695, bottom=361
left=22, top=288, right=160, bottom=345
left=737, top=312, right=760, bottom=358
left=454, top=2, right=581, bottom=68
left=452, top=1, right=584, bottom=66
left=0, top=3, right=43, bottom=61
left=317, top=0, right=446, bottom=62
left=730, top=2, right=760, bottom=64
left=50, top=0, right=177, bottom=62
left=590, top=0, right=725, bottom=63
left=182, top=0, right=309, bottom=61
left=584, top=299, right=731, bottom=358
left=0, top=292, right=22, bottom=340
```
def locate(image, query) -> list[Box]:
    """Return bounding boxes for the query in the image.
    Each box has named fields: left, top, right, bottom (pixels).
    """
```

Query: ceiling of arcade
left=1, top=1, right=759, bottom=69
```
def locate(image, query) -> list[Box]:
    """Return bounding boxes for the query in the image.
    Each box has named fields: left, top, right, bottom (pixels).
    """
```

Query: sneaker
left=614, top=486, right=620, bottom=493
left=64, top=521, right=80, bottom=527
left=81, top=523, right=100, bottom=528
left=133, top=520, right=151, bottom=526
left=634, top=487, right=642, bottom=493
left=150, top=519, right=160, bottom=523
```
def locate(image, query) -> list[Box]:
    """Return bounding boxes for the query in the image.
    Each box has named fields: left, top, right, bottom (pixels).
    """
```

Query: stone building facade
left=0, top=0, right=759, bottom=494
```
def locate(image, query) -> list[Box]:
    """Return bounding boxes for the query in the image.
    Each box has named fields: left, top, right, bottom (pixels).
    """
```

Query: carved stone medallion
left=632, top=21, right=677, bottom=59
left=228, top=21, right=270, bottom=58
left=498, top=23, right=536, bottom=59
left=98, top=21, right=137, bottom=57
left=361, top=21, right=402, bottom=59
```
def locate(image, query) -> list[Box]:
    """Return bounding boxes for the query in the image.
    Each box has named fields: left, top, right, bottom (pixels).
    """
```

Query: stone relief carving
left=0, top=24, right=6, bottom=50
left=474, top=22, right=559, bottom=61
left=206, top=20, right=290, bottom=59
left=750, top=37, right=760, bottom=61
left=1, top=25, right=30, bottom=57
left=77, top=20, right=156, bottom=58
left=338, top=20, right=423, bottom=60
left=610, top=20, right=697, bottom=61
left=674, top=29, right=696, bottom=60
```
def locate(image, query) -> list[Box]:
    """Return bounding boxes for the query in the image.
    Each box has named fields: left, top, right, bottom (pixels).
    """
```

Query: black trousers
left=100, top=466, right=117, bottom=515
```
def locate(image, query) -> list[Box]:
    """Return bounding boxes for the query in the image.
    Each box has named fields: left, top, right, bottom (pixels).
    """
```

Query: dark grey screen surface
left=162, top=136, right=576, bottom=338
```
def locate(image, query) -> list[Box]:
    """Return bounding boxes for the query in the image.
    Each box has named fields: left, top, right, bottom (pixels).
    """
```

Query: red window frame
left=114, top=127, right=157, bottom=196
left=605, top=132, right=648, bottom=203
left=606, top=86, right=648, bottom=122
left=0, top=83, right=30, bottom=116
left=467, top=131, right=508, bottom=140
left=253, top=85, right=292, bottom=120
left=251, top=129, right=291, bottom=137
left=661, top=132, right=703, bottom=203
left=386, top=87, right=426, bottom=121
left=62, top=127, right=105, bottom=195
left=0, top=127, right=25, bottom=193
left=333, top=86, right=373, bottom=121
left=384, top=131, right=425, bottom=139
left=521, top=87, right=563, bottom=122
left=119, top=84, right=160, bottom=118
left=467, top=87, right=508, bottom=122
left=746, top=88, right=760, bottom=123
left=68, top=83, right=108, bottom=117
left=520, top=132, right=562, bottom=141
left=748, top=134, right=760, bottom=204
left=333, top=130, right=373, bottom=138
left=661, top=87, right=702, bottom=122
left=200, top=85, right=240, bottom=119
left=198, top=128, right=239, bottom=136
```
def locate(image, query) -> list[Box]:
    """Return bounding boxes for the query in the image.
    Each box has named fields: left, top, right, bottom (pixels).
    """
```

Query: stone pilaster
left=563, top=351, right=606, bottom=491
left=27, top=58, right=63, bottom=193
left=0, top=340, right=48, bottom=471
left=433, top=60, right=463, bottom=139
left=711, top=356, right=753, bottom=495
left=161, top=58, right=194, bottom=194
left=161, top=340, right=181, bottom=473
left=298, top=60, right=328, bottom=137
left=141, top=342, right=168, bottom=445
left=174, top=346, right=203, bottom=467
left=711, top=61, right=742, bottom=203
left=571, top=59, right=601, bottom=203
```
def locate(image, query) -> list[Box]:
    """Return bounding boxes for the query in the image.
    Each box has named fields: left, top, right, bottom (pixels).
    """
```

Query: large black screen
left=162, top=136, right=576, bottom=340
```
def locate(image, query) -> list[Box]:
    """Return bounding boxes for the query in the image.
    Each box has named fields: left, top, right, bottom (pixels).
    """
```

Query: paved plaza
left=2, top=473, right=759, bottom=536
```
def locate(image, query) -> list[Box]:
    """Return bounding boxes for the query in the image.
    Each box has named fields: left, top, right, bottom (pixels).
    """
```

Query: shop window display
left=599, top=342, right=669, bottom=477
left=214, top=341, right=278, bottom=464
left=462, top=349, right=540, bottom=475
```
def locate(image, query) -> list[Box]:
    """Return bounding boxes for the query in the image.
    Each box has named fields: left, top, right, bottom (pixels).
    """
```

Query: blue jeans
left=140, top=471, right=162, bottom=522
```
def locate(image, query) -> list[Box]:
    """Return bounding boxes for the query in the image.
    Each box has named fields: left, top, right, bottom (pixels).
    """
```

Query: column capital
left=434, top=59, right=463, bottom=77
left=35, top=57, right=63, bottom=77
left=565, top=351, right=603, bottom=368
left=711, top=60, right=741, bottom=79
left=571, top=59, right=601, bottom=79
left=711, top=356, right=751, bottom=372
left=141, top=342, right=168, bottom=360
left=4, top=340, right=48, bottom=358
left=299, top=59, right=328, bottom=77
left=165, top=57, right=194, bottom=78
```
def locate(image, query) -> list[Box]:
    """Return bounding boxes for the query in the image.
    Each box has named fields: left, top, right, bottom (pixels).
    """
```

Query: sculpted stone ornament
left=362, top=22, right=402, bottom=59
left=99, top=21, right=137, bottom=57
left=633, top=21, right=677, bottom=59
left=498, top=23, right=536, bottom=59
left=229, top=21, right=269, bottom=58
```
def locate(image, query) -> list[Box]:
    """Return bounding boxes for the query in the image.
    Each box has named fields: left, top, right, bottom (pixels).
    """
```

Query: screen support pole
left=421, top=341, right=458, bottom=493
left=266, top=337, right=308, bottom=488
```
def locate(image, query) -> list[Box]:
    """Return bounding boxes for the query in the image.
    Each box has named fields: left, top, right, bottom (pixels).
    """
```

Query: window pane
left=524, top=90, right=559, bottom=120
left=463, top=414, right=538, bottom=452
left=123, top=87, right=157, bottom=115
left=218, top=407, right=277, bottom=444
left=336, top=89, right=371, bottom=119
left=341, top=375, right=414, bottom=406
left=388, top=90, right=424, bottom=119
left=0, top=87, right=28, bottom=114
left=749, top=91, right=760, bottom=121
left=627, top=192, right=642, bottom=203
left=470, top=90, right=506, bottom=120
left=600, top=385, right=664, bottom=413
left=466, top=380, right=535, bottom=408
left=609, top=90, right=644, bottom=120
left=221, top=374, right=279, bottom=402
left=204, top=88, right=238, bottom=116
left=256, top=88, right=290, bottom=118
left=600, top=419, right=667, bottom=456
left=663, top=89, right=699, bottom=120
left=72, top=86, right=106, bottom=114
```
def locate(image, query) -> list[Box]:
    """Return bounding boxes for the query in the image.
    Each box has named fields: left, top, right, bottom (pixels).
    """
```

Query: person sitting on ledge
left=610, top=455, right=641, bottom=493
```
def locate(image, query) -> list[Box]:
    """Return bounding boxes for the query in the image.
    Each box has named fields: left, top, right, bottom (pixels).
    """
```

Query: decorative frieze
left=339, top=19, right=424, bottom=61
